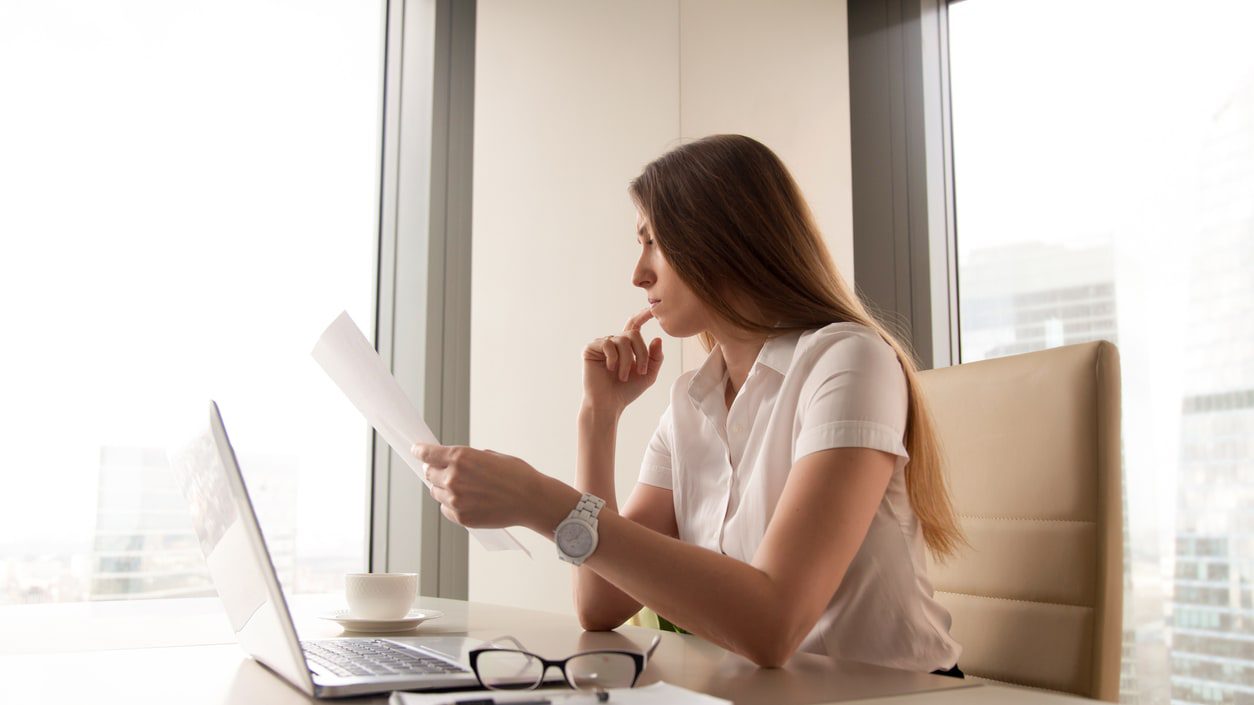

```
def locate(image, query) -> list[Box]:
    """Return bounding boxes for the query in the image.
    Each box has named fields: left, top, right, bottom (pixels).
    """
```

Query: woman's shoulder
left=795, top=321, right=899, bottom=363
left=787, top=321, right=906, bottom=391
left=789, top=322, right=910, bottom=428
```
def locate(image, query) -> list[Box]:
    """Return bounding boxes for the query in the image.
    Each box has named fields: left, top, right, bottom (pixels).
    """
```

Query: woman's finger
left=583, top=338, right=607, bottom=361
left=423, top=462, right=449, bottom=489
left=428, top=482, right=454, bottom=506
left=624, top=306, right=655, bottom=332
left=647, top=336, right=664, bottom=373
left=627, top=329, right=648, bottom=375
left=602, top=337, right=619, bottom=371
left=614, top=337, right=634, bottom=381
left=412, top=442, right=460, bottom=468
left=439, top=502, right=461, bottom=526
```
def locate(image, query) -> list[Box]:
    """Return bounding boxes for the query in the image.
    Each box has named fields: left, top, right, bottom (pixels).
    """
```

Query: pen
left=451, top=692, right=549, bottom=697
left=450, top=691, right=610, bottom=705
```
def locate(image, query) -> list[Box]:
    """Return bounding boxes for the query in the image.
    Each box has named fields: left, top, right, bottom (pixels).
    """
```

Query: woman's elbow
left=577, top=612, right=625, bottom=632
left=742, top=621, right=806, bottom=668
left=574, top=601, right=627, bottom=631
left=744, top=640, right=795, bottom=669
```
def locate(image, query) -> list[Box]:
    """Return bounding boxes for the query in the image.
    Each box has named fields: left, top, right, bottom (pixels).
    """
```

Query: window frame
left=372, top=0, right=475, bottom=598
left=848, top=0, right=959, bottom=371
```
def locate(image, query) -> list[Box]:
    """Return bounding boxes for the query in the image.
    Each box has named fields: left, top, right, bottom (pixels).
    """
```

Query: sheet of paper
left=388, top=682, right=732, bottom=705
left=312, top=311, right=529, bottom=555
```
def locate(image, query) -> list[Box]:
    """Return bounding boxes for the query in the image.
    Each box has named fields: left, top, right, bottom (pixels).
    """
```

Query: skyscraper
left=958, top=240, right=1118, bottom=364
left=1169, top=76, right=1254, bottom=705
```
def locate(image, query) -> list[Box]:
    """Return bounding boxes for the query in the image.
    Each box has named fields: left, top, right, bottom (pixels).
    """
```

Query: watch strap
left=556, top=493, right=605, bottom=565
left=571, top=493, right=605, bottom=527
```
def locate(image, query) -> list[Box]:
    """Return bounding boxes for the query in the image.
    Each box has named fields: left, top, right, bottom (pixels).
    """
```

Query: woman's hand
left=411, top=443, right=577, bottom=532
left=582, top=307, right=664, bottom=415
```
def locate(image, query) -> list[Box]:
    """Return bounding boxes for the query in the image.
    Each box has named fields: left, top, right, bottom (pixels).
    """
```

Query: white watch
left=555, top=493, right=605, bottom=565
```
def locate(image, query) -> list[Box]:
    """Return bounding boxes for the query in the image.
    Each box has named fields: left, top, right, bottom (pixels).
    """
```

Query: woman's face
left=633, top=210, right=709, bottom=338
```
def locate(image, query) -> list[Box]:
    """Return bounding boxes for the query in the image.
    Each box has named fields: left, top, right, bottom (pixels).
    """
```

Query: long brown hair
left=629, top=134, right=964, bottom=559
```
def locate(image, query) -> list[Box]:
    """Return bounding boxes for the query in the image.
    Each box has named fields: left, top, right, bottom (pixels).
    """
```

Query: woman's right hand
left=582, top=307, right=664, bottom=415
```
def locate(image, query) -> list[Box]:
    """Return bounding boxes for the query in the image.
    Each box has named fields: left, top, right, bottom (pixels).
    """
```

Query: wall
left=470, top=0, right=852, bottom=614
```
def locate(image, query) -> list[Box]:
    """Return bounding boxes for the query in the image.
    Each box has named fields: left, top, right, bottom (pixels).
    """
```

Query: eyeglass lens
left=564, top=652, right=638, bottom=689
left=475, top=650, right=639, bottom=690
left=475, top=650, right=545, bottom=690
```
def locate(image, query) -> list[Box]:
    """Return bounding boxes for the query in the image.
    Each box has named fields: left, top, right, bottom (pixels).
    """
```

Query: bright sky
left=0, top=0, right=385, bottom=573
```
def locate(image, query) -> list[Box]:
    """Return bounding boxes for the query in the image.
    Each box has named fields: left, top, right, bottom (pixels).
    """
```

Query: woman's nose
left=632, top=265, right=653, bottom=289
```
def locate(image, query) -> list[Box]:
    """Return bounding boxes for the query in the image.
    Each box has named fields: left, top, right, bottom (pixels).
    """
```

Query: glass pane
left=949, top=1, right=1254, bottom=702
left=0, top=0, right=385, bottom=603
left=475, top=650, right=545, bottom=690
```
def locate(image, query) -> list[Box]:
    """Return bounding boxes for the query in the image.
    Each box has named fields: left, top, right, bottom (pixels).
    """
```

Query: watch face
left=557, top=521, right=593, bottom=557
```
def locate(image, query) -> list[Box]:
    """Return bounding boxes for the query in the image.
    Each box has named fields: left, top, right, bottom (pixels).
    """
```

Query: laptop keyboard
left=302, top=639, right=470, bottom=679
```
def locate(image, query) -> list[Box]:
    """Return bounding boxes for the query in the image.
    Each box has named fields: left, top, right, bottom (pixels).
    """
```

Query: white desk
left=0, top=594, right=1095, bottom=704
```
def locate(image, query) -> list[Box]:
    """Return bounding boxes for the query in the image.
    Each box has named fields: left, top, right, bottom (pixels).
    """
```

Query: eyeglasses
left=469, top=635, right=661, bottom=691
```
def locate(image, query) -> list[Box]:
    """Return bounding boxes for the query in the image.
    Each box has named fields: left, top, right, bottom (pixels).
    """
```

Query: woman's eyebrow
left=636, top=223, right=649, bottom=237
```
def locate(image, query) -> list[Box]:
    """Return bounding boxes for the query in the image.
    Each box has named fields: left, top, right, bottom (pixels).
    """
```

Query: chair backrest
left=918, top=341, right=1122, bottom=701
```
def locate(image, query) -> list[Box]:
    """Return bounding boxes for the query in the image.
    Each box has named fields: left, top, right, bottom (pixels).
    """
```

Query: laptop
left=169, top=401, right=485, bottom=698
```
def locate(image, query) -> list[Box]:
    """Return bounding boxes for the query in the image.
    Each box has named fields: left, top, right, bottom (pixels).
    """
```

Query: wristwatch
left=555, top=493, right=606, bottom=565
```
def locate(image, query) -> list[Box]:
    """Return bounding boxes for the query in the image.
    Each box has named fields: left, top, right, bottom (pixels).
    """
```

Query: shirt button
left=731, top=423, right=744, bottom=434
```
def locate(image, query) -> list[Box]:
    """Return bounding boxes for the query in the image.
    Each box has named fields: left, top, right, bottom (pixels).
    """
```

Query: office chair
left=919, top=341, right=1123, bottom=701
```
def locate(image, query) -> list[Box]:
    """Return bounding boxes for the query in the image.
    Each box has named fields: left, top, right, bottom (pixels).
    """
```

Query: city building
left=957, top=241, right=1118, bottom=364
left=1169, top=76, right=1254, bottom=705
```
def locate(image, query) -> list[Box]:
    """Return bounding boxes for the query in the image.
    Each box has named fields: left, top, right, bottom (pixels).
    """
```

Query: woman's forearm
left=531, top=488, right=792, bottom=667
left=570, top=404, right=644, bottom=629
left=530, top=448, right=893, bottom=668
left=574, top=404, right=621, bottom=508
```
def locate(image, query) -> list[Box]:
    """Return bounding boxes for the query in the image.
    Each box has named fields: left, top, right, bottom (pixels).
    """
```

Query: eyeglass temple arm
left=483, top=635, right=529, bottom=651
left=645, top=634, right=661, bottom=660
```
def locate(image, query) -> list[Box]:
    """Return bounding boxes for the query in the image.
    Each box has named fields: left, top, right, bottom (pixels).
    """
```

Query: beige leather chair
left=919, top=341, right=1122, bottom=701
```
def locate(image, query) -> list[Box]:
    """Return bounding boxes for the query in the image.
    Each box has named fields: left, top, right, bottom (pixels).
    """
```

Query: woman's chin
left=662, top=322, right=701, bottom=339
left=655, top=317, right=683, bottom=338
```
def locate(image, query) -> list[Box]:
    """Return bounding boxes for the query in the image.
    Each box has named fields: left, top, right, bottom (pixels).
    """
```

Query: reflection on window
left=949, top=1, right=1254, bottom=703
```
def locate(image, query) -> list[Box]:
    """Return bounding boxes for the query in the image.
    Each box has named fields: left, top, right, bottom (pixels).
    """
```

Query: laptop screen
left=169, top=402, right=315, bottom=694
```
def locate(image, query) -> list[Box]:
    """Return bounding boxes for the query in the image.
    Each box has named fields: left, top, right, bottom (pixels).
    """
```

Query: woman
left=412, top=134, right=964, bottom=674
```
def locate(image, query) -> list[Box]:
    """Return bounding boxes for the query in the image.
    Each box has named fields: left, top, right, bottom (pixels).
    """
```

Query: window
left=949, top=1, right=1254, bottom=702
left=0, top=0, right=386, bottom=603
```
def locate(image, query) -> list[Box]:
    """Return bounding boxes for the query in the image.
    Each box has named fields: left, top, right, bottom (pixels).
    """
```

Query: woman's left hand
left=410, top=443, right=568, bottom=531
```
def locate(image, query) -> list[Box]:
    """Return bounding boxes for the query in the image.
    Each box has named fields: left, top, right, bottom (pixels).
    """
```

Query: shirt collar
left=686, top=329, right=803, bottom=403
left=757, top=329, right=803, bottom=374
left=687, top=345, right=729, bottom=404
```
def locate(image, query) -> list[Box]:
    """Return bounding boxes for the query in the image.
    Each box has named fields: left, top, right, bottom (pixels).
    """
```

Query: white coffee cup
left=345, top=573, right=418, bottom=620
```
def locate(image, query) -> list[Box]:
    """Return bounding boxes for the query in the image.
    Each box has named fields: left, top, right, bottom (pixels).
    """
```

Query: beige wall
left=470, top=0, right=852, bottom=614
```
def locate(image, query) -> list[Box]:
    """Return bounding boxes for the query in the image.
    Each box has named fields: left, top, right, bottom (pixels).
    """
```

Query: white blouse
left=637, top=322, right=961, bottom=672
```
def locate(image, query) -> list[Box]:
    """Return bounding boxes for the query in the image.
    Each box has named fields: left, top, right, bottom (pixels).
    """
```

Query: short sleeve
left=793, top=330, right=910, bottom=464
left=638, top=404, right=674, bottom=489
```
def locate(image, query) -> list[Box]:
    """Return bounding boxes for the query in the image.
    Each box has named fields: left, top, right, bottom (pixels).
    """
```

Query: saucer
left=320, top=608, right=444, bottom=633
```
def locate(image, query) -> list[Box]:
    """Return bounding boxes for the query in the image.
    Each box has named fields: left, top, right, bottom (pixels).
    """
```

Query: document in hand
left=312, top=311, right=529, bottom=555
left=388, top=682, right=732, bottom=705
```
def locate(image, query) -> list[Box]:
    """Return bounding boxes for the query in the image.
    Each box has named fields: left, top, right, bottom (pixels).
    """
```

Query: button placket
left=695, top=388, right=736, bottom=554
left=726, top=368, right=758, bottom=471
left=719, top=371, right=759, bottom=553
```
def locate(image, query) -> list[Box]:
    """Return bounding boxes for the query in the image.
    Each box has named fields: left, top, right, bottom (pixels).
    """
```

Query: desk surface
left=0, top=594, right=1084, bottom=705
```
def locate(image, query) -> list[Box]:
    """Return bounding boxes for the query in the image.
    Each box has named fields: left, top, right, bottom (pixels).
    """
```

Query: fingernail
left=410, top=444, right=419, bottom=455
